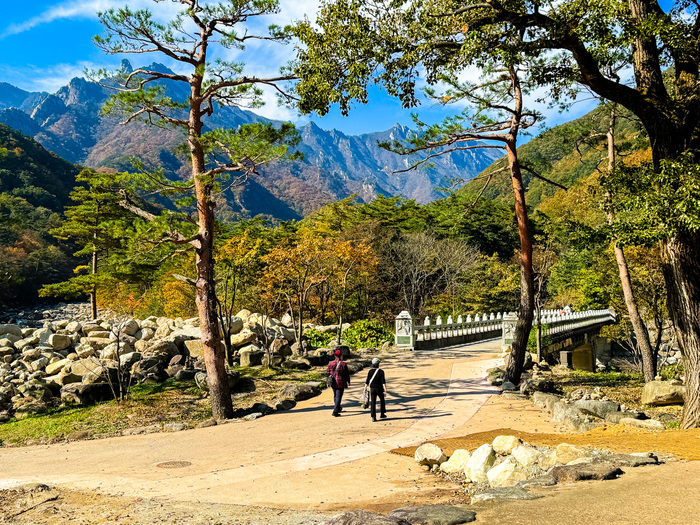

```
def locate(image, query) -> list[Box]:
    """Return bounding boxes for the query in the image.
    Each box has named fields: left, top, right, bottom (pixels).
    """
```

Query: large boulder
left=60, top=382, right=114, bottom=405
left=467, top=444, right=496, bottom=483
left=278, top=382, right=322, bottom=401
left=281, top=358, right=312, bottom=370
left=144, top=340, right=180, bottom=361
left=45, top=358, right=72, bottom=376
left=239, top=347, right=265, bottom=367
left=230, top=329, right=257, bottom=348
left=439, top=449, right=471, bottom=474
left=641, top=381, right=685, bottom=406
left=80, top=337, right=112, bottom=350
left=487, top=457, right=527, bottom=487
left=389, top=505, right=476, bottom=524
left=550, top=461, right=623, bottom=483
left=0, top=324, right=23, bottom=338
left=414, top=443, right=447, bottom=467
left=511, top=445, right=543, bottom=472
left=117, top=319, right=140, bottom=337
left=532, top=391, right=563, bottom=413
left=47, top=333, right=72, bottom=351
left=574, top=399, right=621, bottom=419
left=492, top=435, right=522, bottom=455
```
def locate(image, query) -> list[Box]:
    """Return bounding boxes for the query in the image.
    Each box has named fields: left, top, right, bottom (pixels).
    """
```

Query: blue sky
left=0, top=0, right=607, bottom=136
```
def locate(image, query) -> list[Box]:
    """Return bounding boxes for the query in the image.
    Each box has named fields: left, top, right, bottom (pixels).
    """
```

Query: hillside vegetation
left=0, top=124, right=79, bottom=307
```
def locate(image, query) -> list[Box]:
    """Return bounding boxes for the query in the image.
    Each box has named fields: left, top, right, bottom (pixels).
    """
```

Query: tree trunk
left=91, top=246, right=97, bottom=321
left=503, top=69, right=535, bottom=386
left=503, top=140, right=535, bottom=385
left=661, top=233, right=700, bottom=428
left=614, top=246, right=656, bottom=380
left=189, top=79, right=233, bottom=421
left=605, top=109, right=656, bottom=381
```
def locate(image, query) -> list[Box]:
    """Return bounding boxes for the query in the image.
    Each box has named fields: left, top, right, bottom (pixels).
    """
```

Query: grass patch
left=567, top=370, right=645, bottom=387
left=0, top=379, right=211, bottom=447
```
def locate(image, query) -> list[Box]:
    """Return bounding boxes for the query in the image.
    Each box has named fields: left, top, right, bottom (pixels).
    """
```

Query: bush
left=343, top=319, right=392, bottom=349
left=304, top=328, right=336, bottom=348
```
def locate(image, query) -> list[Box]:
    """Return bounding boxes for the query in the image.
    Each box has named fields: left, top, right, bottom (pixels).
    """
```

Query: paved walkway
left=0, top=340, right=504, bottom=508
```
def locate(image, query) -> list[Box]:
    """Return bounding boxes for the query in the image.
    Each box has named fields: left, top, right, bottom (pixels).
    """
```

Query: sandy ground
left=1, top=339, right=698, bottom=524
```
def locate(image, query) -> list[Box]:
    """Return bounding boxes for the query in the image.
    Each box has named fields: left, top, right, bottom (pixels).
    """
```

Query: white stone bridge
left=394, top=309, right=617, bottom=370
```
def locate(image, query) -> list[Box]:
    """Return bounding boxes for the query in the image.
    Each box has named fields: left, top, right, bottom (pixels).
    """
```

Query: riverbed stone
left=322, top=509, right=410, bottom=525
left=439, top=449, right=471, bottom=474
left=389, top=505, right=476, bottom=524
left=574, top=399, right=620, bottom=419
left=641, top=381, right=685, bottom=406
left=414, top=443, right=447, bottom=467
left=550, top=461, right=623, bottom=483
left=511, top=445, right=543, bottom=471
left=278, top=382, right=321, bottom=401
left=487, top=457, right=527, bottom=487
left=0, top=324, right=23, bottom=338
left=467, top=444, right=496, bottom=483
left=620, top=417, right=665, bottom=430
left=492, top=435, right=522, bottom=455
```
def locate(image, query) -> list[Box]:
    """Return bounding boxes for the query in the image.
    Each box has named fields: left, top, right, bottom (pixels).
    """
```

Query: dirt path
left=2, top=339, right=698, bottom=524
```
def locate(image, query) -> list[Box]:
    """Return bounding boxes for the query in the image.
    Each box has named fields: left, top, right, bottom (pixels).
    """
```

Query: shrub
left=344, top=319, right=392, bottom=349
left=304, top=328, right=335, bottom=348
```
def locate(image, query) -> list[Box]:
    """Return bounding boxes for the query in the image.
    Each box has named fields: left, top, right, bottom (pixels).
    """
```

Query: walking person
left=365, top=357, right=387, bottom=422
left=326, top=350, right=350, bottom=417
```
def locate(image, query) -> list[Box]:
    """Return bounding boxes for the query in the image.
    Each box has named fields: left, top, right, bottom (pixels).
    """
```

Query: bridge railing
left=395, top=308, right=616, bottom=350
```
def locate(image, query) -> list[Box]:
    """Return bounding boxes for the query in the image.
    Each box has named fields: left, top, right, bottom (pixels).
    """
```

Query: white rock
left=511, top=445, right=543, bottom=470
left=414, top=443, right=447, bottom=466
left=553, top=443, right=590, bottom=464
left=486, top=457, right=527, bottom=487
left=47, top=334, right=72, bottom=351
left=467, top=444, right=496, bottom=483
left=439, top=449, right=471, bottom=474
left=492, top=435, right=522, bottom=455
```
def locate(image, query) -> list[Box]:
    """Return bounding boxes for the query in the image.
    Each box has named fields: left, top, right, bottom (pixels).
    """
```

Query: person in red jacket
left=326, top=350, right=350, bottom=417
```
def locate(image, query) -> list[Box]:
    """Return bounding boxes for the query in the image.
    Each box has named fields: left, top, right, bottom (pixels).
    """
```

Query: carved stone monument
left=395, top=310, right=414, bottom=350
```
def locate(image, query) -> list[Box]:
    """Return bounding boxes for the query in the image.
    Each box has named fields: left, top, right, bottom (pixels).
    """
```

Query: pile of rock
left=414, top=436, right=660, bottom=504
left=0, top=305, right=390, bottom=423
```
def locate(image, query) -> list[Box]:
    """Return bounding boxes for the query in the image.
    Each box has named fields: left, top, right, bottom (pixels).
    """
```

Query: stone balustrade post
left=395, top=310, right=414, bottom=350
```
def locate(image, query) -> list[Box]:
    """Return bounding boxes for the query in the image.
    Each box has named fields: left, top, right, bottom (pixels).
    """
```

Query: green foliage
left=343, top=319, right=392, bottom=348
left=527, top=324, right=552, bottom=353
left=303, top=327, right=336, bottom=348
left=659, top=363, right=684, bottom=381
left=603, top=151, right=700, bottom=245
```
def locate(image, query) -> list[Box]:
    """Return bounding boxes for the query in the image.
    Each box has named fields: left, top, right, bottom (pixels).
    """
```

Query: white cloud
left=0, top=61, right=106, bottom=93
left=2, top=0, right=181, bottom=38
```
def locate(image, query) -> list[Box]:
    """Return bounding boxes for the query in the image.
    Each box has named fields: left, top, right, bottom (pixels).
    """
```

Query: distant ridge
left=0, top=61, right=503, bottom=220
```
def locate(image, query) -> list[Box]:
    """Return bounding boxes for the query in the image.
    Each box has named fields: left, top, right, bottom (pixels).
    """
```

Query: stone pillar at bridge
left=395, top=311, right=414, bottom=350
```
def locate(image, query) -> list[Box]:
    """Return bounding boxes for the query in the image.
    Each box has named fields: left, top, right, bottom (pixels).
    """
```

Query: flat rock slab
left=550, top=462, right=624, bottom=483
left=605, top=453, right=659, bottom=467
left=471, top=487, right=542, bottom=504
left=323, top=509, right=410, bottom=524
left=517, top=475, right=557, bottom=488
left=389, top=505, right=476, bottom=524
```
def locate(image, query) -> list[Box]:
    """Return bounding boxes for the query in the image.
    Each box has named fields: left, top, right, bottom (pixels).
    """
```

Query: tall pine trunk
left=503, top=69, right=534, bottom=385
left=189, top=77, right=233, bottom=421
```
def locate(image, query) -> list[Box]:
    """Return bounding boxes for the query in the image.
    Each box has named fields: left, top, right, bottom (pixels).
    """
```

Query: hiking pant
left=333, top=387, right=344, bottom=414
left=370, top=389, right=386, bottom=419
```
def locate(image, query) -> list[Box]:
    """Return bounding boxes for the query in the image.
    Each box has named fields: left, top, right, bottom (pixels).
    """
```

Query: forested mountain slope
left=466, top=106, right=649, bottom=208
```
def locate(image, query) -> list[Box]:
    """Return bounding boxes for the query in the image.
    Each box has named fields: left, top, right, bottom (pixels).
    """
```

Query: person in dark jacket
left=326, top=350, right=351, bottom=417
left=365, top=357, right=387, bottom=422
